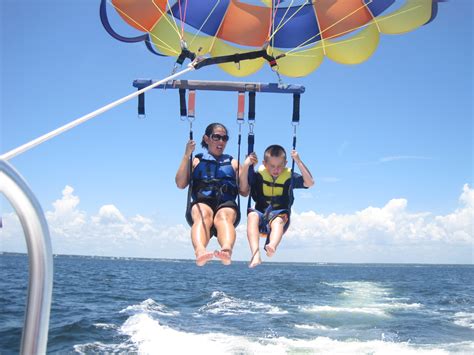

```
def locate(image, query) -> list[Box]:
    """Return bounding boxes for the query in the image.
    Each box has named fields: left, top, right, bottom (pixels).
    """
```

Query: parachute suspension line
left=0, top=66, right=195, bottom=161
left=159, top=0, right=182, bottom=40
left=108, top=0, right=179, bottom=55
left=267, top=0, right=282, bottom=45
left=247, top=92, right=256, bottom=211
left=189, top=0, right=222, bottom=50
left=176, top=0, right=189, bottom=38
left=148, top=1, right=181, bottom=41
left=284, top=0, right=420, bottom=58
left=288, top=93, right=301, bottom=208
left=100, top=0, right=148, bottom=43
left=100, top=0, right=170, bottom=56
left=273, top=0, right=294, bottom=33
left=363, top=0, right=382, bottom=33
left=317, top=0, right=374, bottom=40
left=270, top=0, right=307, bottom=42
left=284, top=4, right=415, bottom=58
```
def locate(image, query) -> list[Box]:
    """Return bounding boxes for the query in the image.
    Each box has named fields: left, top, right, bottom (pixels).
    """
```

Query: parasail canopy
left=101, top=0, right=443, bottom=77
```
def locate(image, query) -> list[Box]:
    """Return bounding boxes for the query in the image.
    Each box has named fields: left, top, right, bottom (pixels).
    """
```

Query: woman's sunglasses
left=210, top=133, right=229, bottom=142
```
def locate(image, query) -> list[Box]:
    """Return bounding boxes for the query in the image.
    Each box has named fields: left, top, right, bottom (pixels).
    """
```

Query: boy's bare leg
left=247, top=212, right=262, bottom=268
left=265, top=216, right=287, bottom=257
left=191, top=203, right=214, bottom=266
left=213, top=207, right=236, bottom=265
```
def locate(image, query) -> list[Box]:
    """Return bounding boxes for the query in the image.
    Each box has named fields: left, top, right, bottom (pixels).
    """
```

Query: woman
left=175, top=123, right=240, bottom=266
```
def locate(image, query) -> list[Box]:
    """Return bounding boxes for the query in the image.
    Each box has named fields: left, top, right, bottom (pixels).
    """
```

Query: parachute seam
left=110, top=0, right=179, bottom=54
left=189, top=0, right=223, bottom=51
left=285, top=0, right=375, bottom=56
left=268, top=1, right=307, bottom=44
left=283, top=2, right=423, bottom=58
left=157, top=1, right=182, bottom=40
left=207, top=1, right=233, bottom=54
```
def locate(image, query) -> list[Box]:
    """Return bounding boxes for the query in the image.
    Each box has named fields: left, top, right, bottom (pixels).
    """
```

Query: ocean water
left=0, top=253, right=473, bottom=354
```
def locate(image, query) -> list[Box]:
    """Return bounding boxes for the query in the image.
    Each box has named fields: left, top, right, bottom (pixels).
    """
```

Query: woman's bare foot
left=214, top=249, right=232, bottom=265
left=195, top=251, right=214, bottom=266
left=249, top=250, right=262, bottom=268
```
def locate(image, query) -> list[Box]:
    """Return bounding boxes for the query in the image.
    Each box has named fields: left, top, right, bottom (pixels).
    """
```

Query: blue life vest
left=191, top=153, right=238, bottom=203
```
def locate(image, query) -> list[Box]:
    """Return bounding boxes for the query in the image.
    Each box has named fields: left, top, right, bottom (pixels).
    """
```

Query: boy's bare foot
left=214, top=249, right=232, bottom=265
left=196, top=251, right=214, bottom=266
left=265, top=245, right=276, bottom=257
left=249, top=250, right=262, bottom=268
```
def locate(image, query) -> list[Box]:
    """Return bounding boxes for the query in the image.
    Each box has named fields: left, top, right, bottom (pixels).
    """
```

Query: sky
left=0, top=0, right=472, bottom=264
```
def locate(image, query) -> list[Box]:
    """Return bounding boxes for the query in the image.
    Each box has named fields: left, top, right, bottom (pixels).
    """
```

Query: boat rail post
left=0, top=159, right=53, bottom=355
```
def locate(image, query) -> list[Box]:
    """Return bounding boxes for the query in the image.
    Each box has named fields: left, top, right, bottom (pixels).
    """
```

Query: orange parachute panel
left=314, top=0, right=374, bottom=40
left=217, top=0, right=271, bottom=47
left=111, top=0, right=168, bottom=32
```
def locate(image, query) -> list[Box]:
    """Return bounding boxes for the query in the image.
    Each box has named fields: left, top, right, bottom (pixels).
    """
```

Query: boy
left=240, top=145, right=314, bottom=268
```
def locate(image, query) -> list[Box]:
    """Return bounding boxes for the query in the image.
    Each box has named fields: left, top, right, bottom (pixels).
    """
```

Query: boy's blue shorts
left=248, top=208, right=290, bottom=239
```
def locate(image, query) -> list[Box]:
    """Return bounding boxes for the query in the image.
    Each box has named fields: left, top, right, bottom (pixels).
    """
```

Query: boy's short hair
left=264, top=144, right=287, bottom=162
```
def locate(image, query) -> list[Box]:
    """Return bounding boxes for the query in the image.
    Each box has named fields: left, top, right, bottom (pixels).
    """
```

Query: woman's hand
left=185, top=140, right=196, bottom=157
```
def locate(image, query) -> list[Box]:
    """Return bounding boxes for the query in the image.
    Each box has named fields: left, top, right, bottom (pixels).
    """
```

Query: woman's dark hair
left=201, top=123, right=229, bottom=149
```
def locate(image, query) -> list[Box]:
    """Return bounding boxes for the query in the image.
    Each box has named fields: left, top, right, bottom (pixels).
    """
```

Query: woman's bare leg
left=213, top=207, right=236, bottom=265
left=191, top=203, right=214, bottom=266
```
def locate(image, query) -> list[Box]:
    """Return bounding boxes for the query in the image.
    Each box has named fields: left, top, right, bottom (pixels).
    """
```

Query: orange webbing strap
left=188, top=89, right=196, bottom=119
left=237, top=91, right=245, bottom=121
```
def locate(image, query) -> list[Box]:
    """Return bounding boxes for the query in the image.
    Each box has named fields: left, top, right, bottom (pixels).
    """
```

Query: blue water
left=1, top=253, right=473, bottom=354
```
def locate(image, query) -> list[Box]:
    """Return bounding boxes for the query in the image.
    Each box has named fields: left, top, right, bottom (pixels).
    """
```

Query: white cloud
left=286, top=184, right=473, bottom=247
left=1, top=184, right=472, bottom=263
left=0, top=186, right=190, bottom=258
left=378, top=155, right=432, bottom=163
left=288, top=184, right=474, bottom=248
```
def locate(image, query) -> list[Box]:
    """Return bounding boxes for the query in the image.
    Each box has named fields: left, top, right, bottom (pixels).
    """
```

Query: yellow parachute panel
left=325, top=22, right=380, bottom=65
left=270, top=46, right=324, bottom=78
left=377, top=0, right=433, bottom=34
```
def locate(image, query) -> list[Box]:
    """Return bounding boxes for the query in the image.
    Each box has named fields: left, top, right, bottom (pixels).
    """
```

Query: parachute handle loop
left=289, top=93, right=301, bottom=208
left=246, top=91, right=256, bottom=211
left=184, top=87, right=196, bottom=226
left=236, top=91, right=246, bottom=215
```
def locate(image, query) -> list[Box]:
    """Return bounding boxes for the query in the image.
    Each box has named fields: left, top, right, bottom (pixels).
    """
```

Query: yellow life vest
left=252, top=165, right=292, bottom=211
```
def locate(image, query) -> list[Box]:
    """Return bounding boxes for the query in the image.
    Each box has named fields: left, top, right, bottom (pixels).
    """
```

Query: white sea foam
left=116, top=314, right=474, bottom=355
left=120, top=298, right=179, bottom=316
left=453, top=312, right=474, bottom=329
left=119, top=313, right=282, bottom=354
left=93, top=322, right=118, bottom=330
left=306, top=281, right=423, bottom=317
left=295, top=323, right=338, bottom=331
left=301, top=305, right=389, bottom=317
left=74, top=341, right=133, bottom=354
left=198, top=291, right=287, bottom=316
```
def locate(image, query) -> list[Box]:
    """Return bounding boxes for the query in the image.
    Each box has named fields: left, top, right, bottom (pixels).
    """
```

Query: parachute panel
left=325, top=22, right=380, bottom=65
left=378, top=0, right=433, bottom=34
left=270, top=46, right=324, bottom=78
left=314, top=0, right=375, bottom=40
left=169, top=0, right=230, bottom=37
left=217, top=0, right=270, bottom=47
left=272, top=4, right=321, bottom=49
left=111, top=0, right=167, bottom=32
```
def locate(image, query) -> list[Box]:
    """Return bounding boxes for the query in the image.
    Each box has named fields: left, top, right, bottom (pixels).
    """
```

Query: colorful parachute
left=101, top=0, right=443, bottom=77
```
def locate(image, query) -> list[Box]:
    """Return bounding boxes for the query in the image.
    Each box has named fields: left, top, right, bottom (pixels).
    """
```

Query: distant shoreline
left=1, top=251, right=472, bottom=266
